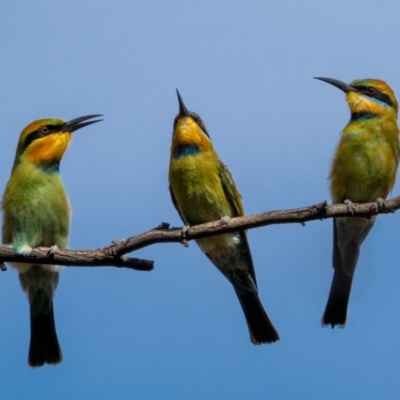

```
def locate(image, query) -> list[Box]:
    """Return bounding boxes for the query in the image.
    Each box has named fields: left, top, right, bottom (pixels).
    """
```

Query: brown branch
left=1, top=196, right=399, bottom=271
left=107, top=196, right=400, bottom=255
left=0, top=245, right=153, bottom=272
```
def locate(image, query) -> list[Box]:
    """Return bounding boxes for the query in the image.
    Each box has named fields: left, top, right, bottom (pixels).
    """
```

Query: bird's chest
left=330, top=129, right=398, bottom=202
left=169, top=153, right=230, bottom=224
left=4, top=171, right=70, bottom=247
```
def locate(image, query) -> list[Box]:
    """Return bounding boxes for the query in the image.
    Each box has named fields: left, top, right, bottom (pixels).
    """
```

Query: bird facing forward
left=168, top=90, right=279, bottom=344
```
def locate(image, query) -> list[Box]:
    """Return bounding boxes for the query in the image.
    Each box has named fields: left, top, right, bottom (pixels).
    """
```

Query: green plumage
left=315, top=77, right=400, bottom=327
left=330, top=116, right=398, bottom=204
left=169, top=90, right=279, bottom=344
left=2, top=115, right=102, bottom=367
left=2, top=160, right=70, bottom=254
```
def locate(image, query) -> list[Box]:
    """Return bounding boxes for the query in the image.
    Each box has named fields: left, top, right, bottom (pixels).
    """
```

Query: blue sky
left=1, top=0, right=400, bottom=398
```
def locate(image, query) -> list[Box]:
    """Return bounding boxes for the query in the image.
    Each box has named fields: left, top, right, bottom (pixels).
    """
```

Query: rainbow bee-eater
left=2, top=114, right=103, bottom=367
left=315, top=77, right=399, bottom=327
left=168, top=90, right=279, bottom=344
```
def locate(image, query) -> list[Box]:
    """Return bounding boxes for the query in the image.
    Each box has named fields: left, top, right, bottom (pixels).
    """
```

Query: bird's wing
left=218, top=161, right=257, bottom=286
left=169, top=185, right=186, bottom=224
left=218, top=162, right=244, bottom=217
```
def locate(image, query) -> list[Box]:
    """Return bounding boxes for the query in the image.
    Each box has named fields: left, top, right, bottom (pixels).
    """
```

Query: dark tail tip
left=28, top=302, right=62, bottom=367
left=322, top=295, right=349, bottom=328
left=322, top=269, right=353, bottom=328
left=236, top=291, right=279, bottom=344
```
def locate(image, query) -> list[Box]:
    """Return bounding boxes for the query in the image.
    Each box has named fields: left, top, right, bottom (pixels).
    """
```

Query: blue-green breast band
left=350, top=112, right=377, bottom=121
left=173, top=144, right=200, bottom=159
left=38, top=161, right=60, bottom=173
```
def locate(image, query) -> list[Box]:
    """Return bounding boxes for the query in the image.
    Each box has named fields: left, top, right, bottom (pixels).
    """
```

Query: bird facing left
left=1, top=114, right=103, bottom=367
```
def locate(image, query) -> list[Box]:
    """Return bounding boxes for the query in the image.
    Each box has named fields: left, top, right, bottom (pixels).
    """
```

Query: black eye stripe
left=190, top=113, right=210, bottom=138
left=22, top=124, right=64, bottom=151
left=352, top=85, right=393, bottom=106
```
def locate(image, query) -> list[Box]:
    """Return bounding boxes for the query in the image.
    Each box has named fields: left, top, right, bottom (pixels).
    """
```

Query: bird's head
left=13, top=115, right=103, bottom=170
left=172, top=90, right=212, bottom=154
left=314, top=77, right=398, bottom=116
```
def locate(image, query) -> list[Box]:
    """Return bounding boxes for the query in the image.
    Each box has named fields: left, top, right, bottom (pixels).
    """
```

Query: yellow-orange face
left=171, top=90, right=215, bottom=161
left=171, top=114, right=213, bottom=157
left=13, top=115, right=103, bottom=169
left=346, top=79, right=398, bottom=115
left=15, top=118, right=71, bottom=166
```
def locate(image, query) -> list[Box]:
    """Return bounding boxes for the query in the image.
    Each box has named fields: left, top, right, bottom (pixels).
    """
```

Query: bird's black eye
left=366, top=87, right=376, bottom=95
left=197, top=119, right=203, bottom=127
left=40, top=126, right=50, bottom=134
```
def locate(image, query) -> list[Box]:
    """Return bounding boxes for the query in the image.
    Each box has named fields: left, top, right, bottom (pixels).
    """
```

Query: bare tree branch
left=0, top=246, right=154, bottom=272
left=107, top=197, right=400, bottom=255
left=1, top=196, right=399, bottom=271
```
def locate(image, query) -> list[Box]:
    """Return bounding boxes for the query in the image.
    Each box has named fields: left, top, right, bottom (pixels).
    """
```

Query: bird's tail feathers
left=236, top=290, right=279, bottom=344
left=29, top=297, right=62, bottom=367
left=322, top=266, right=353, bottom=327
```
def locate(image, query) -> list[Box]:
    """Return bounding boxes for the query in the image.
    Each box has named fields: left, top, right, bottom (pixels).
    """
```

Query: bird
left=2, top=114, right=103, bottom=367
left=168, top=89, right=279, bottom=344
left=315, top=77, right=399, bottom=327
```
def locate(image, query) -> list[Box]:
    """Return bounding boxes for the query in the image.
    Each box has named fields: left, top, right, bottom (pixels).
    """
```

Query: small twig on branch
left=1, top=196, right=399, bottom=270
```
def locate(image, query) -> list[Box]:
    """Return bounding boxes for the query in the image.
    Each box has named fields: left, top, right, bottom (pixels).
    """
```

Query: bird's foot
left=220, top=216, right=231, bottom=227
left=14, top=244, right=32, bottom=256
left=47, top=245, right=58, bottom=257
left=344, top=199, right=355, bottom=216
left=376, top=197, right=385, bottom=211
left=181, top=225, right=190, bottom=248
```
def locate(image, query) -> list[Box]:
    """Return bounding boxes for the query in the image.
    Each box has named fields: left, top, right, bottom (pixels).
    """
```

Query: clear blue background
left=0, top=1, right=399, bottom=398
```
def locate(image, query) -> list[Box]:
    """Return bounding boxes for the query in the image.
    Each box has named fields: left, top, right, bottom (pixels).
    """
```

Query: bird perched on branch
left=2, top=114, right=103, bottom=367
left=315, top=77, right=399, bottom=327
left=168, top=90, right=279, bottom=344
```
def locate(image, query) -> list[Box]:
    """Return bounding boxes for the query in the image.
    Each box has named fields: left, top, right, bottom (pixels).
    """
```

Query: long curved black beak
left=314, top=77, right=356, bottom=93
left=176, top=89, right=190, bottom=117
left=61, top=114, right=104, bottom=133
